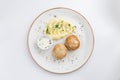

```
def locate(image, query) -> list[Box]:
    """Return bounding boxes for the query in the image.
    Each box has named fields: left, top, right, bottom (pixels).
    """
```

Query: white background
left=0, top=0, right=120, bottom=80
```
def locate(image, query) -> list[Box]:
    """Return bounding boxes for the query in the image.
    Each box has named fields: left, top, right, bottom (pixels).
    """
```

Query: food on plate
left=65, top=35, right=80, bottom=50
left=37, top=36, right=53, bottom=50
left=44, top=18, right=76, bottom=40
left=53, top=44, right=67, bottom=59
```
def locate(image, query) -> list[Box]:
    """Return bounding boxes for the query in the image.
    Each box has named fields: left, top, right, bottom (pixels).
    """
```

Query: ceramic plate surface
left=28, top=7, right=94, bottom=73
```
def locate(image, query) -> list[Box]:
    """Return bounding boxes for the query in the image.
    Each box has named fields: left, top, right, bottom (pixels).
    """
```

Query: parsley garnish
left=46, top=28, right=50, bottom=34
left=68, top=24, right=71, bottom=26
left=55, top=24, right=59, bottom=28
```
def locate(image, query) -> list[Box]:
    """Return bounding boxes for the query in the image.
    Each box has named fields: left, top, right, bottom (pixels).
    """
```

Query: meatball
left=65, top=35, right=80, bottom=50
left=53, top=44, right=67, bottom=59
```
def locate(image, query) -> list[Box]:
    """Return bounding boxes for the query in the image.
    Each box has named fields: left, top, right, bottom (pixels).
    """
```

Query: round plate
left=27, top=7, right=94, bottom=74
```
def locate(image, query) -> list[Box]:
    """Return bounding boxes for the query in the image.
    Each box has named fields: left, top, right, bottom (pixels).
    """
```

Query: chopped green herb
left=55, top=24, right=59, bottom=28
left=68, top=24, right=71, bottom=26
left=46, top=28, right=50, bottom=34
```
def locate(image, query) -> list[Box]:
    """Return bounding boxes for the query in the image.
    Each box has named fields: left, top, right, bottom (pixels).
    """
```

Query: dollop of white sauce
left=37, top=36, right=53, bottom=50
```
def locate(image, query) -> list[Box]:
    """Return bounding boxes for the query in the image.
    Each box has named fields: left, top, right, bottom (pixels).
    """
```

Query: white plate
left=27, top=7, right=94, bottom=74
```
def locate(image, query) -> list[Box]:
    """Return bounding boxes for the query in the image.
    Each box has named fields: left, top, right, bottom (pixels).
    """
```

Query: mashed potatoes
left=44, top=18, right=76, bottom=40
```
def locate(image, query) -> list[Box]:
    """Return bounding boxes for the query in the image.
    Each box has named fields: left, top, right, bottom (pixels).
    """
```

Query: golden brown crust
left=65, top=35, right=80, bottom=50
left=53, top=44, right=67, bottom=59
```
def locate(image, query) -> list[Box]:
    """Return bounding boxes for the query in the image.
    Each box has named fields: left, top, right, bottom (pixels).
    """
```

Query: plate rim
left=27, top=7, right=95, bottom=74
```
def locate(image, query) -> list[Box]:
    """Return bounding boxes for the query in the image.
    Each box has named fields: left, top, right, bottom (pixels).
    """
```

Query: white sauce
left=37, top=36, right=53, bottom=50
